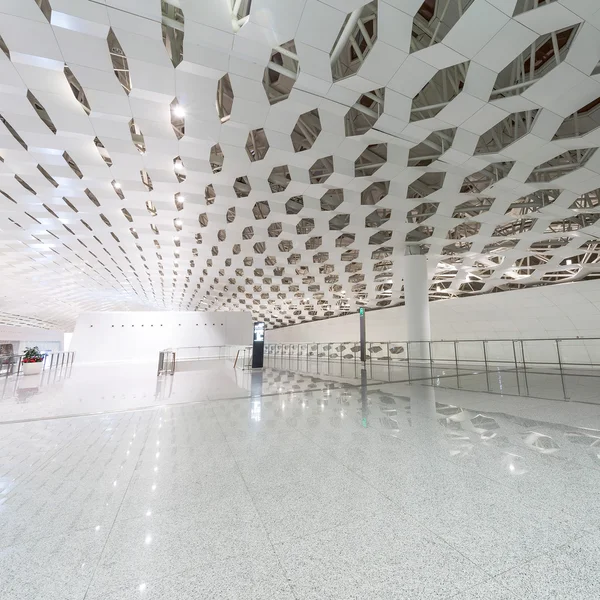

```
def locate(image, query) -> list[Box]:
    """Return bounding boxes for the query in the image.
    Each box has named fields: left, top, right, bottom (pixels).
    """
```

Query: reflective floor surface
left=2, top=361, right=600, bottom=599
left=424, top=366, right=600, bottom=404
left=265, top=354, right=600, bottom=404
left=0, top=360, right=359, bottom=422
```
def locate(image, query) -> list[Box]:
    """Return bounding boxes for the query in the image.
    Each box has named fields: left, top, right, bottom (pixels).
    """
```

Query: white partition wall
left=70, top=311, right=252, bottom=364
left=266, top=280, right=600, bottom=344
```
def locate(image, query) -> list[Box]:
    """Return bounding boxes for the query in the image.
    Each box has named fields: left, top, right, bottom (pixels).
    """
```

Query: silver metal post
left=520, top=340, right=529, bottom=396
left=452, top=341, right=460, bottom=386
left=556, top=339, right=568, bottom=400
left=511, top=340, right=521, bottom=395
left=387, top=342, right=390, bottom=381
left=454, top=341, right=459, bottom=373
left=483, top=340, right=491, bottom=392
left=428, top=340, right=433, bottom=379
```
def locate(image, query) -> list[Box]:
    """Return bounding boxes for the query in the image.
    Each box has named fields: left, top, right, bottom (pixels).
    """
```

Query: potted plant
left=21, top=346, right=44, bottom=376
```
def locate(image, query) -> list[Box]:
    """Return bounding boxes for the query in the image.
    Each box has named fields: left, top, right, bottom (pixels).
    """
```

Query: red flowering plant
left=22, top=346, right=44, bottom=363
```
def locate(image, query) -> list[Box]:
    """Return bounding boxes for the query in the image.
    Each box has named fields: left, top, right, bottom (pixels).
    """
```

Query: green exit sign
left=359, top=307, right=365, bottom=316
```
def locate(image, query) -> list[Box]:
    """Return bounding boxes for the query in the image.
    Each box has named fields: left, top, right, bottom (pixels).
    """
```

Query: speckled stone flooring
left=2, top=363, right=600, bottom=599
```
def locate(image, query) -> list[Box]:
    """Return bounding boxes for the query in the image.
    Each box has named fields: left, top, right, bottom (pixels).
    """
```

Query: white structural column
left=404, top=249, right=431, bottom=361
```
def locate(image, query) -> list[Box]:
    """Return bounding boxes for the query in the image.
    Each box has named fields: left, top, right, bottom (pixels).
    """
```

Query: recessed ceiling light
left=113, top=181, right=121, bottom=189
left=172, top=105, right=185, bottom=118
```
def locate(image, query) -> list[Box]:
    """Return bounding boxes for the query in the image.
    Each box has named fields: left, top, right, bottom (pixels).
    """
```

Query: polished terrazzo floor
left=0, top=360, right=359, bottom=422
left=1, top=361, right=600, bottom=599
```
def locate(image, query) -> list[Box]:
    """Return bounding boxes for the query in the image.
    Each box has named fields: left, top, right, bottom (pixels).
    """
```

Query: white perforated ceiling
left=2, top=0, right=600, bottom=331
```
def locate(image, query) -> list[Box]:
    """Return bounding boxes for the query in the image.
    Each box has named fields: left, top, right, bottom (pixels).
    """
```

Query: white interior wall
left=70, top=311, right=253, bottom=364
left=0, top=326, right=65, bottom=355
left=266, top=279, right=600, bottom=344
left=63, top=333, right=73, bottom=352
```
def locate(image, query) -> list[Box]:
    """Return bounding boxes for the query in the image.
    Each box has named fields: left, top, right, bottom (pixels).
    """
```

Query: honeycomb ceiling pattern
left=3, top=1, right=600, bottom=330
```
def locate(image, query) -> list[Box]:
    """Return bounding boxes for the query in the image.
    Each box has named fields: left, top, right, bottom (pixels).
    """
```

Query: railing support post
left=387, top=342, right=390, bottom=381
left=556, top=339, right=568, bottom=400
left=454, top=341, right=459, bottom=375
left=428, top=340, right=433, bottom=378
left=520, top=340, right=529, bottom=395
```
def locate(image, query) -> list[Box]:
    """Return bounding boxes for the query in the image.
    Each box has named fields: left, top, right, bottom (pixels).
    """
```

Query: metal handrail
left=157, top=345, right=252, bottom=374
left=267, top=336, right=600, bottom=344
left=158, top=345, right=250, bottom=358
left=1, top=351, right=75, bottom=378
left=263, top=337, right=600, bottom=372
left=157, top=350, right=176, bottom=375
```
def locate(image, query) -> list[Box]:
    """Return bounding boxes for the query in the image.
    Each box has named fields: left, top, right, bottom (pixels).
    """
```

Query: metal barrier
left=234, top=347, right=253, bottom=370
left=157, top=345, right=252, bottom=374
left=263, top=337, right=600, bottom=374
left=0, top=351, right=75, bottom=378
left=153, top=337, right=600, bottom=380
left=45, top=351, right=76, bottom=371
left=168, top=345, right=246, bottom=361
left=157, top=350, right=176, bottom=375
left=0, top=354, right=21, bottom=377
